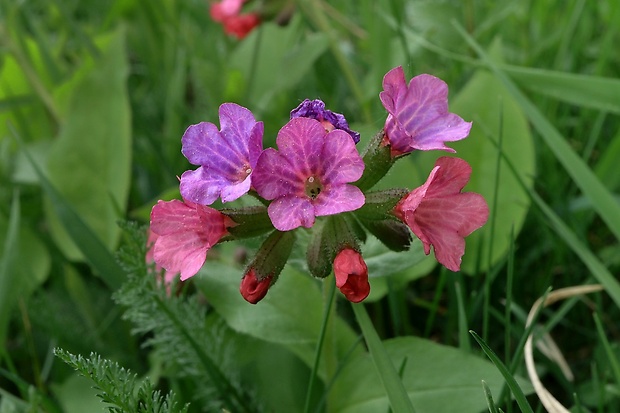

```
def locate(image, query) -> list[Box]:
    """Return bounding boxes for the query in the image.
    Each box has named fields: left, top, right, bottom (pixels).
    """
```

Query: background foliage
left=1, top=0, right=619, bottom=412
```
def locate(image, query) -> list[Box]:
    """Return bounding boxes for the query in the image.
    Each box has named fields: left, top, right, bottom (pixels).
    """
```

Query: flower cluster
left=149, top=66, right=489, bottom=304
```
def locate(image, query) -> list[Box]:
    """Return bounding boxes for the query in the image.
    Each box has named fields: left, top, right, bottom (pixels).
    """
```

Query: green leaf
left=330, top=336, right=532, bottom=413
left=505, top=65, right=620, bottom=114
left=229, top=19, right=328, bottom=111
left=45, top=26, right=131, bottom=261
left=194, top=262, right=362, bottom=378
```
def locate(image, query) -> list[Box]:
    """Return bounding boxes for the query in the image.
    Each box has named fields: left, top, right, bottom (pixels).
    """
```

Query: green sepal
left=354, top=189, right=412, bottom=252
left=355, top=189, right=409, bottom=221
left=354, top=129, right=396, bottom=191
left=361, top=219, right=412, bottom=252
left=246, top=230, right=295, bottom=282
left=221, top=206, right=273, bottom=240
left=306, top=215, right=361, bottom=279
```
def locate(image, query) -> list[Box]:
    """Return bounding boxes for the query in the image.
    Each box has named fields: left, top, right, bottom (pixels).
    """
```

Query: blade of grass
left=482, top=380, right=500, bottom=413
left=11, top=127, right=125, bottom=290
left=470, top=330, right=535, bottom=413
left=454, top=280, right=471, bottom=352
left=592, top=312, right=620, bottom=388
left=351, top=303, right=416, bottom=413
left=454, top=21, right=620, bottom=242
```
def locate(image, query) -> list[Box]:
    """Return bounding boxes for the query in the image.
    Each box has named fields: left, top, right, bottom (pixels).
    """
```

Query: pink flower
left=210, top=0, right=244, bottom=22
left=333, top=248, right=370, bottom=303
left=146, top=229, right=178, bottom=285
left=252, top=117, right=365, bottom=231
left=149, top=199, right=231, bottom=280
left=239, top=268, right=272, bottom=304
left=380, top=66, right=471, bottom=156
left=180, top=103, right=264, bottom=205
left=209, top=0, right=260, bottom=39
left=394, top=157, right=489, bottom=271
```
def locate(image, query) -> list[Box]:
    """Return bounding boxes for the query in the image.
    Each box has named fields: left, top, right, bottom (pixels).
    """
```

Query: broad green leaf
left=195, top=262, right=362, bottom=378
left=505, top=65, right=620, bottom=114
left=402, top=57, right=535, bottom=273
left=330, top=337, right=532, bottom=413
left=45, top=27, right=131, bottom=261
left=229, top=18, right=328, bottom=111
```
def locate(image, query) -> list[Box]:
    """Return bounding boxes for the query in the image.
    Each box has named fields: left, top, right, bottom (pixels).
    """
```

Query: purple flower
left=252, top=117, right=365, bottom=231
left=290, top=99, right=360, bottom=143
left=179, top=103, right=264, bottom=205
left=380, top=66, right=472, bottom=156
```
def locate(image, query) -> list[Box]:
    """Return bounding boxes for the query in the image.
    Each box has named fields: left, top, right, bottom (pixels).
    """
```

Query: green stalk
left=303, top=279, right=336, bottom=413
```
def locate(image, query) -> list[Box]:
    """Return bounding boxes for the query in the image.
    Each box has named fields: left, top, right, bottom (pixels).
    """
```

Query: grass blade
left=592, top=312, right=620, bottom=388
left=482, top=380, right=500, bottom=413
left=470, top=330, right=534, bottom=413
left=352, top=303, right=416, bottom=413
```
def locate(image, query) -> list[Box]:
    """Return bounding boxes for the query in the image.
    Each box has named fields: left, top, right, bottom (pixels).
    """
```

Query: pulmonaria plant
left=149, top=66, right=489, bottom=304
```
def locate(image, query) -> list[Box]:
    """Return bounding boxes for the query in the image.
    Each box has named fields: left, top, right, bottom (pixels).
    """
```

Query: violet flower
left=252, top=117, right=365, bottom=231
left=393, top=157, right=489, bottom=271
left=290, top=99, right=360, bottom=143
left=380, top=66, right=471, bottom=156
left=180, top=103, right=263, bottom=205
left=150, top=199, right=231, bottom=280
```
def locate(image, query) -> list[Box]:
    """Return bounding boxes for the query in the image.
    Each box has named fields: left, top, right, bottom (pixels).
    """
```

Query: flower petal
left=405, top=193, right=489, bottom=271
left=275, top=117, right=325, bottom=177
left=380, top=67, right=471, bottom=154
left=252, top=148, right=301, bottom=200
left=268, top=196, right=315, bottom=231
left=314, top=185, right=365, bottom=216
left=150, top=200, right=228, bottom=280
left=320, top=129, right=365, bottom=185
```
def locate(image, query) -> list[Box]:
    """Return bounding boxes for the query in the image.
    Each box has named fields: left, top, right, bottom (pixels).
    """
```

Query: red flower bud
left=240, top=268, right=272, bottom=304
left=333, top=248, right=370, bottom=303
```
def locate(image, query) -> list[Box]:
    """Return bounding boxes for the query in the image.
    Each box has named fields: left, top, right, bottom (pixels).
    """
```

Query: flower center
left=305, top=176, right=322, bottom=199
left=235, top=164, right=252, bottom=182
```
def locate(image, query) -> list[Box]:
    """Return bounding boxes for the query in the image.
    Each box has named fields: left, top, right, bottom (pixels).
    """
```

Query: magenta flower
left=290, top=99, right=360, bottom=143
left=180, top=103, right=264, bottom=205
left=252, top=117, right=365, bottom=231
left=394, top=157, right=489, bottom=271
left=150, top=199, right=231, bottom=280
left=380, top=66, right=471, bottom=156
left=333, top=248, right=370, bottom=303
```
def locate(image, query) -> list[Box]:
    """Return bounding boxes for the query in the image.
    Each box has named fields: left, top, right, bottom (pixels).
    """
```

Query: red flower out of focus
left=209, top=0, right=260, bottom=39
left=333, top=248, right=370, bottom=303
